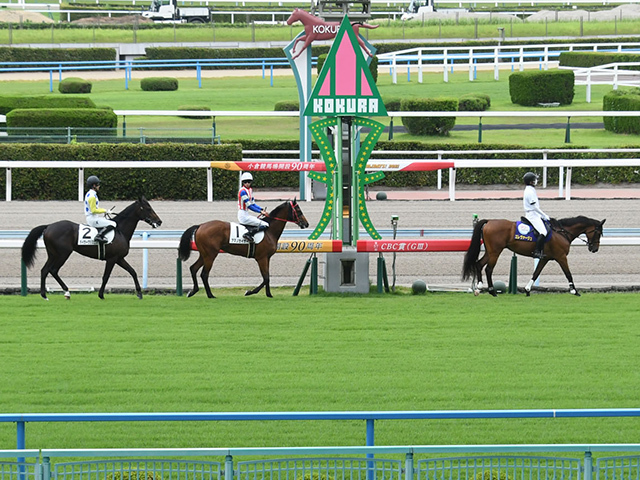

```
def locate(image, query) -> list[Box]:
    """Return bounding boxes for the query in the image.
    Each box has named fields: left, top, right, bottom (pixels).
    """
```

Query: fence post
left=405, top=453, right=414, bottom=480
left=478, top=117, right=482, bottom=143
left=310, top=254, right=318, bottom=295
left=508, top=253, right=517, bottom=294
left=584, top=452, right=593, bottom=480
left=225, top=455, right=234, bottom=480
left=366, top=418, right=375, bottom=480
left=21, top=260, right=27, bottom=296
left=564, top=117, right=571, bottom=143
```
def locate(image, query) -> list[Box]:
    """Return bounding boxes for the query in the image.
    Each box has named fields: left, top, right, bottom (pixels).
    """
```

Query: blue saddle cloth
left=514, top=220, right=552, bottom=243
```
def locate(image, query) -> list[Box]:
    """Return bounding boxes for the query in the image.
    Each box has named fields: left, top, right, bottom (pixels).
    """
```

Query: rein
left=264, top=201, right=301, bottom=224
left=555, top=223, right=601, bottom=247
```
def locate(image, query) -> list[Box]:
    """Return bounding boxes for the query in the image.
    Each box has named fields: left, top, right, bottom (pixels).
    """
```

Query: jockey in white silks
left=523, top=171, right=550, bottom=259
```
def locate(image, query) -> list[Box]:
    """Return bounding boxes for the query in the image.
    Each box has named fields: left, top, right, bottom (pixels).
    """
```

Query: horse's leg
left=484, top=251, right=503, bottom=297
left=245, top=257, right=271, bottom=297
left=187, top=255, right=204, bottom=297
left=200, top=252, right=219, bottom=299
left=291, top=35, right=306, bottom=55
left=475, top=253, right=488, bottom=290
left=39, top=258, right=53, bottom=300
left=116, top=257, right=143, bottom=299
left=98, top=260, right=117, bottom=300
left=554, top=255, right=580, bottom=296
left=524, top=258, right=550, bottom=296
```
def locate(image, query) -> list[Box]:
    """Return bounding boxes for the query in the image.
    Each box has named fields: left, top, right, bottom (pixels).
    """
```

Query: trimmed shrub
left=559, top=51, right=640, bottom=71
left=6, top=108, right=117, bottom=136
left=459, top=93, right=490, bottom=111
left=274, top=100, right=300, bottom=111
left=177, top=105, right=212, bottom=119
left=382, top=97, right=402, bottom=111
left=509, top=69, right=575, bottom=106
left=603, top=88, right=640, bottom=135
left=0, top=47, right=116, bottom=66
left=400, top=98, right=458, bottom=136
left=58, top=77, right=92, bottom=94
left=140, top=77, right=178, bottom=91
left=0, top=95, right=96, bottom=116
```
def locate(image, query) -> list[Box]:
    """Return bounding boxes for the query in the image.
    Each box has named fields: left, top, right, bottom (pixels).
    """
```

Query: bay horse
left=286, top=8, right=379, bottom=60
left=21, top=196, right=162, bottom=300
left=178, top=199, right=309, bottom=298
left=462, top=216, right=606, bottom=297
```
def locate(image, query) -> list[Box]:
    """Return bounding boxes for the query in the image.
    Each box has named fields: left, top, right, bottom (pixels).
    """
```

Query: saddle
left=515, top=217, right=552, bottom=243
left=77, top=224, right=116, bottom=246
left=230, top=222, right=265, bottom=245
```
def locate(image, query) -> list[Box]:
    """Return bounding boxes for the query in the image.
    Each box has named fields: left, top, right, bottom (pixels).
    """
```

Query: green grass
left=1, top=19, right=640, bottom=44
left=2, top=70, right=637, bottom=146
left=2, top=291, right=640, bottom=449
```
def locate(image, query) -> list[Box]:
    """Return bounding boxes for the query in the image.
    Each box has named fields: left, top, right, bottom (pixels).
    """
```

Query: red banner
left=357, top=239, right=471, bottom=252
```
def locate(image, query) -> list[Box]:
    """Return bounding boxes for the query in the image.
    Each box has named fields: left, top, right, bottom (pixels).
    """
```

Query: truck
left=142, top=0, right=211, bottom=23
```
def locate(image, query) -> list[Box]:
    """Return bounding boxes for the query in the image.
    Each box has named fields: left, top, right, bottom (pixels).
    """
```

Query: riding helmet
left=240, top=172, right=253, bottom=183
left=523, top=172, right=538, bottom=186
left=86, top=175, right=101, bottom=189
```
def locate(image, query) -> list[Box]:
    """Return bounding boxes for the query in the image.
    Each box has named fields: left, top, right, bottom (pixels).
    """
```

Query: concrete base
left=323, top=247, right=369, bottom=294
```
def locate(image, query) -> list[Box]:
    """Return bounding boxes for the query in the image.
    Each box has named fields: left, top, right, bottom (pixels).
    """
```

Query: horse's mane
left=112, top=199, right=140, bottom=224
left=264, top=200, right=291, bottom=224
left=557, top=215, right=599, bottom=227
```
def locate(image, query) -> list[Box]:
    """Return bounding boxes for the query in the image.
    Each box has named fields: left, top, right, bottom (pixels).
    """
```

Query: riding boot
left=95, top=225, right=115, bottom=244
left=532, top=232, right=546, bottom=259
left=243, top=226, right=259, bottom=242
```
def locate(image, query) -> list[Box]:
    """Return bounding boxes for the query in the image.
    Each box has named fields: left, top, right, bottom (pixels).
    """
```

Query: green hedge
left=400, top=98, right=458, bottom=136
left=0, top=95, right=96, bottom=116
left=603, top=88, right=640, bottom=134
left=58, top=77, right=92, bottom=94
left=177, top=105, right=212, bottom=119
left=274, top=100, right=299, bottom=111
left=0, top=47, right=116, bottom=66
left=0, top=143, right=242, bottom=200
left=559, top=51, right=640, bottom=71
left=1, top=142, right=639, bottom=200
left=509, top=69, right=575, bottom=106
left=6, top=108, right=118, bottom=136
left=458, top=93, right=490, bottom=111
left=141, top=77, right=179, bottom=91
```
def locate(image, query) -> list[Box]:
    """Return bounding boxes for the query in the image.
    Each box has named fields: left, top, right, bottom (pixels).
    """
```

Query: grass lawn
left=2, top=70, right=637, bottom=146
left=1, top=292, right=640, bottom=449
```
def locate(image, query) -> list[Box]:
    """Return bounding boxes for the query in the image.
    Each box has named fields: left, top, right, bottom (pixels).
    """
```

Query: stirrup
left=532, top=250, right=544, bottom=259
left=243, top=233, right=254, bottom=242
left=95, top=235, right=108, bottom=244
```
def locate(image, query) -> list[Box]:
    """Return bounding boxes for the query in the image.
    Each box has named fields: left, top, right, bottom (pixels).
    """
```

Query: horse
left=21, top=196, right=162, bottom=300
left=286, top=8, right=379, bottom=60
left=462, top=216, right=606, bottom=297
left=178, top=199, right=309, bottom=298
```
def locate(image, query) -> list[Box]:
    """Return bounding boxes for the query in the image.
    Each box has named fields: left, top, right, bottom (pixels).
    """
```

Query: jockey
left=84, top=175, right=116, bottom=244
left=523, top=171, right=550, bottom=259
left=237, top=172, right=269, bottom=242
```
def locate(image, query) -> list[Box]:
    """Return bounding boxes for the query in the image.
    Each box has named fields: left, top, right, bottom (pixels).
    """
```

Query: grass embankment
left=1, top=70, right=635, bottom=146
left=1, top=292, right=640, bottom=449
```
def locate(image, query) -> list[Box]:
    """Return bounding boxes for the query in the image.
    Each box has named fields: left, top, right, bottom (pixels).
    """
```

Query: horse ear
left=601, top=219, right=606, bottom=226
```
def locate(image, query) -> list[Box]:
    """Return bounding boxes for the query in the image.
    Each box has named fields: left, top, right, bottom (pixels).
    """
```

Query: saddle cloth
left=189, top=223, right=265, bottom=251
left=514, top=219, right=551, bottom=243
left=77, top=224, right=116, bottom=246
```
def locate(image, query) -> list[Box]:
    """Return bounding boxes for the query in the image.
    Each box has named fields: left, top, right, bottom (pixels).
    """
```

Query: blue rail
left=5, top=409, right=640, bottom=452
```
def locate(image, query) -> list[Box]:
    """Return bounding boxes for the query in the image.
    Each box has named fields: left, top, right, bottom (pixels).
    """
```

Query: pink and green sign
left=303, top=16, right=387, bottom=118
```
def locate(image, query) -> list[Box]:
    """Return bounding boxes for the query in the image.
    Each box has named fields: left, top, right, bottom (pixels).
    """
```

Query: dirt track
left=1, top=193, right=638, bottom=296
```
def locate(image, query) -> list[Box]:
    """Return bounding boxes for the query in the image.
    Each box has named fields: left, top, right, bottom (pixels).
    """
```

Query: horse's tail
left=462, top=219, right=488, bottom=281
left=22, top=224, right=48, bottom=269
left=178, top=225, right=199, bottom=261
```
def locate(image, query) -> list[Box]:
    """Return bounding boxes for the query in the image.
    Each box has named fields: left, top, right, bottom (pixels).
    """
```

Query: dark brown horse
left=21, top=196, right=162, bottom=300
left=462, top=216, right=605, bottom=296
left=178, top=199, right=309, bottom=298
left=286, top=8, right=379, bottom=60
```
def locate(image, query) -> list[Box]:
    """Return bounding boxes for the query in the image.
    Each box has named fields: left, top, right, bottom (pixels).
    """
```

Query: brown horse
left=178, top=200, right=309, bottom=298
left=286, top=8, right=379, bottom=60
left=21, top=196, right=162, bottom=300
left=462, top=216, right=606, bottom=297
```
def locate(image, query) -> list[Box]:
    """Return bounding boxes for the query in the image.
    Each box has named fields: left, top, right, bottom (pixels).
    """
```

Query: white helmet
left=240, top=172, right=253, bottom=183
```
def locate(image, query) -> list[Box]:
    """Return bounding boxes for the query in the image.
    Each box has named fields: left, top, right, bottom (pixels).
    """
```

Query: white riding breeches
left=86, top=215, right=116, bottom=229
left=525, top=212, right=547, bottom=236
left=237, top=210, right=268, bottom=228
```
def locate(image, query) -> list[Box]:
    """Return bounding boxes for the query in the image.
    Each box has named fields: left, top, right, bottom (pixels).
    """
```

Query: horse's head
left=289, top=198, right=309, bottom=229
left=585, top=218, right=606, bottom=253
left=136, top=196, right=163, bottom=228
left=286, top=8, right=300, bottom=25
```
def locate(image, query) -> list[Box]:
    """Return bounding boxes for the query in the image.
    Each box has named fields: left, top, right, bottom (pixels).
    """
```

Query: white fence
left=377, top=42, right=640, bottom=83
left=561, top=62, right=640, bottom=103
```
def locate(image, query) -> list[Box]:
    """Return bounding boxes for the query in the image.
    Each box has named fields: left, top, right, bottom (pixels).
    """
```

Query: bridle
left=562, top=224, right=602, bottom=248
left=263, top=201, right=302, bottom=225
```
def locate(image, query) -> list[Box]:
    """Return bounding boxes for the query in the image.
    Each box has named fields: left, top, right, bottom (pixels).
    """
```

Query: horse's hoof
left=525, top=289, right=531, bottom=297
left=98, top=294, right=105, bottom=300
left=41, top=296, right=49, bottom=301
left=570, top=289, right=581, bottom=296
left=137, top=293, right=143, bottom=300
left=187, top=290, right=196, bottom=298
left=488, top=288, right=497, bottom=297
left=245, top=290, right=253, bottom=296
left=64, top=291, right=71, bottom=300
left=267, top=293, right=273, bottom=298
